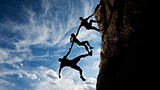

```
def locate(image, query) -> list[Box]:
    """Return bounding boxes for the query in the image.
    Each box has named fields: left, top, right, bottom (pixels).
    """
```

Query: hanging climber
left=70, top=33, right=94, bottom=54
left=76, top=13, right=102, bottom=36
left=58, top=47, right=92, bottom=81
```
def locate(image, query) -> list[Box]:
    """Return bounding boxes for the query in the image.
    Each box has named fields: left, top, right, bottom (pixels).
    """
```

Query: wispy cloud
left=0, top=48, right=8, bottom=64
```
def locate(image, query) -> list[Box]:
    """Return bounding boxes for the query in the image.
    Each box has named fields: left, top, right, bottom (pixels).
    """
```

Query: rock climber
left=70, top=33, right=94, bottom=54
left=58, top=48, right=92, bottom=81
left=76, top=13, right=102, bottom=36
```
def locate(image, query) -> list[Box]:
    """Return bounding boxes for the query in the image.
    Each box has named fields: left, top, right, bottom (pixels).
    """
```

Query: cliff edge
left=94, top=0, right=153, bottom=90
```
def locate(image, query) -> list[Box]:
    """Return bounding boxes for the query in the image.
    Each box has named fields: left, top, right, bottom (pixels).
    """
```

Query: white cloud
left=25, top=72, right=38, bottom=80
left=20, top=63, right=23, bottom=66
left=46, top=69, right=58, bottom=80
left=41, top=0, right=51, bottom=16
left=18, top=73, right=23, bottom=78
left=29, top=52, right=50, bottom=61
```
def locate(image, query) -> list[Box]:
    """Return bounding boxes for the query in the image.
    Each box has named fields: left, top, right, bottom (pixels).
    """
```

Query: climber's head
left=58, top=58, right=63, bottom=62
left=79, top=17, right=83, bottom=21
left=71, top=33, right=75, bottom=37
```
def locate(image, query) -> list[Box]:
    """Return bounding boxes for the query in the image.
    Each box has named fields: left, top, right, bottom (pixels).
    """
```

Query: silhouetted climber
left=76, top=14, right=102, bottom=36
left=70, top=33, right=93, bottom=53
left=58, top=48, right=92, bottom=81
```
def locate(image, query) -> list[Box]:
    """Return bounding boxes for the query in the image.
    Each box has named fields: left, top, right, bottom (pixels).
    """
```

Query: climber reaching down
left=58, top=48, right=92, bottom=81
left=76, top=14, right=102, bottom=36
left=70, top=33, right=94, bottom=54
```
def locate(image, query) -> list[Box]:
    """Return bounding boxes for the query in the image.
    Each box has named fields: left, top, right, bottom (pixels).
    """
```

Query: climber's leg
left=71, top=65, right=86, bottom=81
left=81, top=41, right=94, bottom=49
left=89, top=26, right=100, bottom=32
left=79, top=42, right=90, bottom=53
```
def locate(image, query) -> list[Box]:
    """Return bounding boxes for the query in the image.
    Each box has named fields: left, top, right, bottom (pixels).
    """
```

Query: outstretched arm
left=76, top=25, right=82, bottom=37
left=86, top=13, right=94, bottom=20
left=70, top=41, right=74, bottom=51
left=64, top=44, right=73, bottom=58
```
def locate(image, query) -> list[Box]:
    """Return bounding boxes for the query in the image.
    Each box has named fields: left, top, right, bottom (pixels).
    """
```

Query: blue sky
left=0, top=0, right=101, bottom=90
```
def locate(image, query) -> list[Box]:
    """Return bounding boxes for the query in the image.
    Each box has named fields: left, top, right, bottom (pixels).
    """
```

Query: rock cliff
left=94, top=0, right=153, bottom=90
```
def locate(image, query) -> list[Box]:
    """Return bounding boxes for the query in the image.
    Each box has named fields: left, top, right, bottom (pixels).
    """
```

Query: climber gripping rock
left=58, top=47, right=92, bottom=81
left=76, top=13, right=102, bottom=36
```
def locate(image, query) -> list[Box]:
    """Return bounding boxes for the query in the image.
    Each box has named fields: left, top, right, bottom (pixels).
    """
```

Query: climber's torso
left=80, top=19, right=91, bottom=29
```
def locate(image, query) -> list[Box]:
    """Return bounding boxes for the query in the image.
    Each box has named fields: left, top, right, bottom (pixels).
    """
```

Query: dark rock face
left=95, top=0, right=153, bottom=90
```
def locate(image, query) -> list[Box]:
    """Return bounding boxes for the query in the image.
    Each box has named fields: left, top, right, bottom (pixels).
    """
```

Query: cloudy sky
left=0, top=0, right=101, bottom=90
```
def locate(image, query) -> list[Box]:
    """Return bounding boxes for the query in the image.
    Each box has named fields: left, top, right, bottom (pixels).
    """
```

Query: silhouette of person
left=76, top=14, right=102, bottom=36
left=70, top=33, right=93, bottom=53
left=58, top=48, right=92, bottom=81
